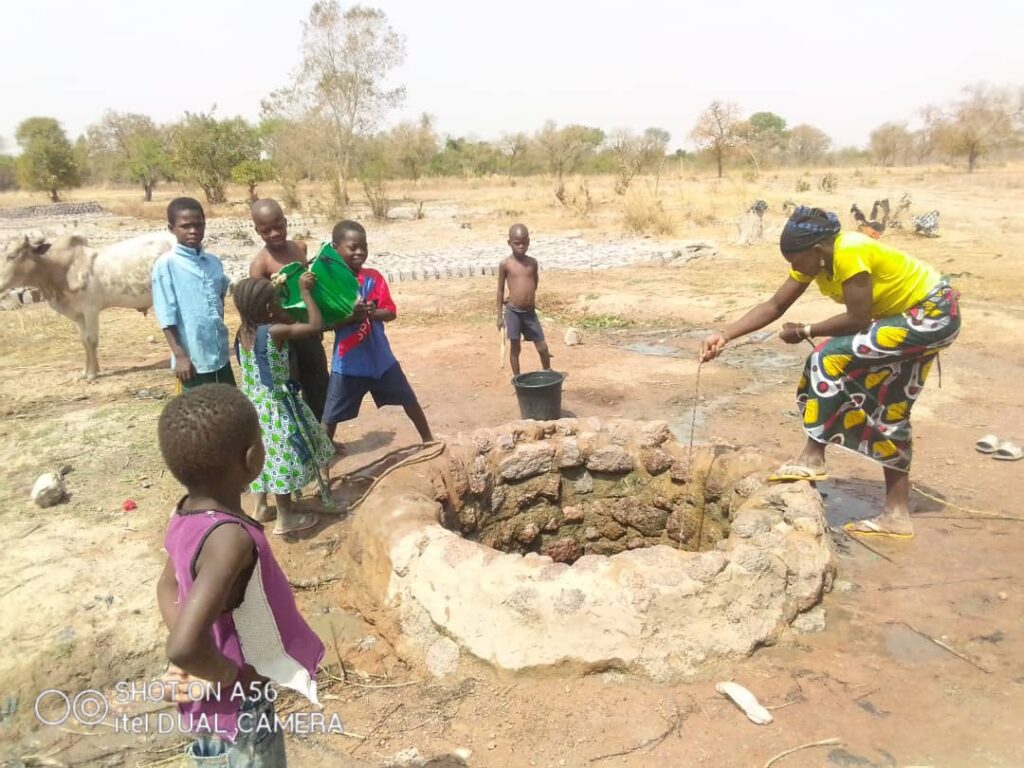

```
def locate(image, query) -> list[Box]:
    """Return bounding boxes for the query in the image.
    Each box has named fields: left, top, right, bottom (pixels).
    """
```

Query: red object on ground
left=122, top=499, right=137, bottom=512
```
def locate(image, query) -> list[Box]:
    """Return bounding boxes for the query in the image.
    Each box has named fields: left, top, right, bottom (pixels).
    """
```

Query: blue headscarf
left=780, top=206, right=841, bottom=254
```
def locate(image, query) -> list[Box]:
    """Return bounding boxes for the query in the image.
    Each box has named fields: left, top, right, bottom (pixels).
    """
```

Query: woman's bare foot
left=844, top=512, right=914, bottom=537
left=794, top=437, right=827, bottom=472
left=845, top=467, right=915, bottom=538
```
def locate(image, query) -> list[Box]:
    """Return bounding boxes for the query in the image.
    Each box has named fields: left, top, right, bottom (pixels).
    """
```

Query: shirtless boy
left=497, top=223, right=551, bottom=376
left=248, top=198, right=329, bottom=420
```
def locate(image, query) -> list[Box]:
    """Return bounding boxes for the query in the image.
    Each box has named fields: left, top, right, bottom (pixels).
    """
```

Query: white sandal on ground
left=993, top=441, right=1023, bottom=462
left=975, top=434, right=1000, bottom=454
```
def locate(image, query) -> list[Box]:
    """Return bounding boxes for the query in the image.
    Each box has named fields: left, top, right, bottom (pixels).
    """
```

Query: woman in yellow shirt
left=701, top=207, right=960, bottom=539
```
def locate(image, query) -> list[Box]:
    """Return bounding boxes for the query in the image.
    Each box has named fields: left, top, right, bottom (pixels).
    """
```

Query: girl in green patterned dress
left=232, top=273, right=335, bottom=535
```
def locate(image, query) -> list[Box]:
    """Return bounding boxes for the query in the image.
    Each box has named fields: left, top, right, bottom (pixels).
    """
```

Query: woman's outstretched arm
left=701, top=277, right=810, bottom=361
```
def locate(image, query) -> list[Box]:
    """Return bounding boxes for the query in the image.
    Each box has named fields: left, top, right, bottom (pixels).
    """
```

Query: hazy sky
left=3, top=0, right=1021, bottom=152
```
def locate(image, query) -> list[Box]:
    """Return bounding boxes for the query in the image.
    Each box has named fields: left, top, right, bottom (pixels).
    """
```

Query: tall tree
left=934, top=83, right=1019, bottom=172
left=259, top=96, right=334, bottom=209
left=690, top=101, right=742, bottom=178
left=609, top=127, right=670, bottom=193
left=500, top=132, right=531, bottom=181
left=231, top=159, right=274, bottom=203
left=535, top=121, right=605, bottom=183
left=743, top=111, right=789, bottom=169
left=389, top=113, right=438, bottom=180
left=291, top=2, right=406, bottom=205
left=869, top=122, right=911, bottom=167
left=787, top=124, right=831, bottom=165
left=0, top=154, right=16, bottom=192
left=171, top=111, right=260, bottom=203
left=15, top=118, right=80, bottom=202
left=88, top=112, right=172, bottom=201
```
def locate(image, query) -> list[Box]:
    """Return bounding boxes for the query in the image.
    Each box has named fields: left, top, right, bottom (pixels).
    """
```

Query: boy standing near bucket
left=321, top=220, right=433, bottom=451
left=497, top=223, right=551, bottom=376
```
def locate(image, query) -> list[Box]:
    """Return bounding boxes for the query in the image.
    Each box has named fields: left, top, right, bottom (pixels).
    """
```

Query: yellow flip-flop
left=843, top=520, right=913, bottom=539
left=768, top=464, right=828, bottom=483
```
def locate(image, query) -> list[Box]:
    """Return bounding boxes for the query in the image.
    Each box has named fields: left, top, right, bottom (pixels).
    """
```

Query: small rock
left=383, top=748, right=423, bottom=767
left=500, top=443, right=555, bottom=480
left=487, top=741, right=497, bottom=751
left=642, top=448, right=673, bottom=475
left=573, top=471, right=594, bottom=494
left=147, top=334, right=157, bottom=344
left=562, top=505, right=585, bottom=523
left=833, top=579, right=860, bottom=593
left=425, top=637, right=460, bottom=677
left=541, top=537, right=582, bottom=563
left=557, top=437, right=583, bottom=468
left=496, top=434, right=516, bottom=451
left=585, top=445, right=635, bottom=473
left=597, top=519, right=627, bottom=540
left=584, top=526, right=601, bottom=541
left=356, top=635, right=377, bottom=652
left=791, top=605, right=826, bottom=633
left=31, top=472, right=66, bottom=508
left=563, top=328, right=581, bottom=346
left=517, top=522, right=540, bottom=544
left=998, top=591, right=1008, bottom=601
left=468, top=455, right=491, bottom=495
left=638, top=421, right=672, bottom=448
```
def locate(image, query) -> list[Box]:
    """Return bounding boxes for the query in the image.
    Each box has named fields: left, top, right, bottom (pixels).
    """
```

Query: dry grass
left=621, top=191, right=674, bottom=235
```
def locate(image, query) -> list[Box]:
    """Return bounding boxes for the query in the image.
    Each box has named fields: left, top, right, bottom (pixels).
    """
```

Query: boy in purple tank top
left=157, top=384, right=325, bottom=766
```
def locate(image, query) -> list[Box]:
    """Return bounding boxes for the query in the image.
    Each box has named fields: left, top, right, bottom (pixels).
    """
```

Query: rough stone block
left=585, top=445, right=635, bottom=473
left=557, top=437, right=583, bottom=468
left=500, top=443, right=555, bottom=480
left=642, top=448, right=673, bottom=475
left=638, top=421, right=672, bottom=448
left=541, top=537, right=582, bottom=564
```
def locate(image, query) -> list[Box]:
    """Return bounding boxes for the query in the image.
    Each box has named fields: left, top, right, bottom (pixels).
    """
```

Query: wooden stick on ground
left=894, top=621, right=992, bottom=674
left=878, top=575, right=1012, bottom=591
left=841, top=529, right=895, bottom=563
left=288, top=574, right=340, bottom=590
left=763, top=737, right=841, bottom=768
left=589, top=702, right=682, bottom=763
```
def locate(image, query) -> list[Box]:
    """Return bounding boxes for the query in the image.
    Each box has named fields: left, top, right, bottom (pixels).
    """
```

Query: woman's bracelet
left=802, top=324, right=813, bottom=340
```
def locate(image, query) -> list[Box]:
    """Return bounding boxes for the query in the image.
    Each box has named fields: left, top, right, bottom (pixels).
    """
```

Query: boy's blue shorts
left=322, top=362, right=418, bottom=425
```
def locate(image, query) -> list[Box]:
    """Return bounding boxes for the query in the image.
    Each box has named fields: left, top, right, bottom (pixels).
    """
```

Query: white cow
left=0, top=231, right=176, bottom=379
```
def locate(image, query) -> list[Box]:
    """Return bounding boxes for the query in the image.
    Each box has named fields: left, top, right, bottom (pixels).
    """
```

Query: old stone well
left=339, top=418, right=835, bottom=681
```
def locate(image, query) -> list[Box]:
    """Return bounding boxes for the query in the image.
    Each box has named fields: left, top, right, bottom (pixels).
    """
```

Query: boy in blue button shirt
left=321, top=220, right=432, bottom=452
left=152, top=197, right=234, bottom=390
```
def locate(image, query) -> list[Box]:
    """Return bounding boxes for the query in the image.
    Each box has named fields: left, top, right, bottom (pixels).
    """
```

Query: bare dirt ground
left=1, top=169, right=1023, bottom=767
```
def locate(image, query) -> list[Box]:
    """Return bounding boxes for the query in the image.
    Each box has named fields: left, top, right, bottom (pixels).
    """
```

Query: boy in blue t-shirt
left=152, top=197, right=233, bottom=390
left=320, top=220, right=432, bottom=452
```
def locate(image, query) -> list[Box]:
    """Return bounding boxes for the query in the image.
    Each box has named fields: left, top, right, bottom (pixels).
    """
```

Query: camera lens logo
left=35, top=689, right=110, bottom=727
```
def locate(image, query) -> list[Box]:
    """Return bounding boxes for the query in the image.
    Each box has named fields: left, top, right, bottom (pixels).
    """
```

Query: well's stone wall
left=339, top=418, right=835, bottom=681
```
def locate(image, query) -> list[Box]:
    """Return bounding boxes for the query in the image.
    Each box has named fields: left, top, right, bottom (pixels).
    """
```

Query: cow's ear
left=30, top=240, right=51, bottom=256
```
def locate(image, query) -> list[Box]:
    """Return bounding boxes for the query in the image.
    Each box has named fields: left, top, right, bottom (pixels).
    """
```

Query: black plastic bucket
left=512, top=370, right=565, bottom=421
